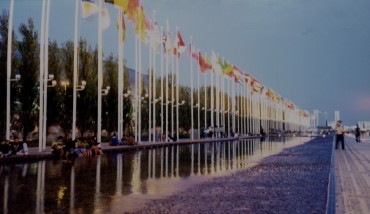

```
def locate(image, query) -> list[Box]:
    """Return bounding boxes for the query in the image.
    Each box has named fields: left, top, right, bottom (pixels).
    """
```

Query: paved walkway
left=335, top=135, right=370, bottom=214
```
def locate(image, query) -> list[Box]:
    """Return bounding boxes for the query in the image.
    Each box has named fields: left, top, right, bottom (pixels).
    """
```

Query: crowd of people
left=0, top=133, right=29, bottom=158
left=51, top=136, right=103, bottom=163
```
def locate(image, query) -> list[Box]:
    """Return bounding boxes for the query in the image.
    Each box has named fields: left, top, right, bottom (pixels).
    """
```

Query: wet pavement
left=335, top=135, right=370, bottom=214
left=135, top=136, right=333, bottom=213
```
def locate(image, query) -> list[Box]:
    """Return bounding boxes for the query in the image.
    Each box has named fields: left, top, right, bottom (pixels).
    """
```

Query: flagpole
left=227, top=77, right=230, bottom=137
left=204, top=60, right=207, bottom=133
left=176, top=27, right=180, bottom=141
left=97, top=0, right=103, bottom=143
left=42, top=0, right=51, bottom=150
left=160, top=26, right=164, bottom=140
left=171, top=32, right=174, bottom=139
left=6, top=0, right=14, bottom=141
left=38, top=0, right=46, bottom=152
left=165, top=20, right=169, bottom=141
left=152, top=11, right=157, bottom=142
left=190, top=38, right=193, bottom=141
left=148, top=19, right=152, bottom=142
left=138, top=6, right=142, bottom=143
left=134, top=32, right=138, bottom=142
left=210, top=56, right=214, bottom=135
left=72, top=0, right=79, bottom=141
left=118, top=9, right=124, bottom=139
left=197, top=49, right=200, bottom=139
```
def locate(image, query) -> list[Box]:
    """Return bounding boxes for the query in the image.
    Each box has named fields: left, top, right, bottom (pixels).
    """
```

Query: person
left=260, top=126, right=266, bottom=136
left=354, top=124, right=361, bottom=143
left=110, top=133, right=119, bottom=146
left=161, top=133, right=166, bottom=142
left=334, top=120, right=345, bottom=150
left=10, top=137, right=28, bottom=155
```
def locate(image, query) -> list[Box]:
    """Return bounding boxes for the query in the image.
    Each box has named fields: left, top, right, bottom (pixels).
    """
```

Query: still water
left=0, top=137, right=309, bottom=213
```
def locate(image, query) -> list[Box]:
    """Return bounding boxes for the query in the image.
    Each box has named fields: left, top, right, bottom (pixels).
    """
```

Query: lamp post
left=174, top=100, right=185, bottom=140
left=6, top=74, right=21, bottom=140
left=43, top=74, right=56, bottom=149
left=72, top=80, right=86, bottom=140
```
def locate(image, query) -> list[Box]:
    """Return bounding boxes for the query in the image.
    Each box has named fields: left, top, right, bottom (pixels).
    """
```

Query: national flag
left=198, top=52, right=212, bottom=72
left=134, top=5, right=151, bottom=43
left=220, top=60, right=234, bottom=79
left=149, top=22, right=161, bottom=51
left=101, top=3, right=111, bottom=30
left=232, top=66, right=246, bottom=85
left=163, top=30, right=173, bottom=56
left=105, top=0, right=129, bottom=10
left=211, top=51, right=222, bottom=74
left=81, top=0, right=99, bottom=19
left=250, top=77, right=264, bottom=95
left=115, top=9, right=126, bottom=42
left=173, top=31, right=186, bottom=58
left=189, top=44, right=199, bottom=61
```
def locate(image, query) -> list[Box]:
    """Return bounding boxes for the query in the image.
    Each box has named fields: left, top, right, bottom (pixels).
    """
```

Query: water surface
left=0, top=137, right=309, bottom=213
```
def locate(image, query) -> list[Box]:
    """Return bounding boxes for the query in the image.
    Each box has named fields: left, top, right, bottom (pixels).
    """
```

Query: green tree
left=0, top=10, right=19, bottom=137
left=60, top=40, right=74, bottom=136
left=104, top=54, right=118, bottom=132
left=16, top=18, right=39, bottom=141
left=47, top=40, right=63, bottom=125
left=78, top=40, right=98, bottom=136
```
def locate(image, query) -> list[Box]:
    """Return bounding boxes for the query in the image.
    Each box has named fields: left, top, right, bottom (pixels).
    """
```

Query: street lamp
left=6, top=74, right=21, bottom=140
left=76, top=80, right=86, bottom=91
left=72, top=80, right=87, bottom=140
left=102, top=86, right=110, bottom=96
left=60, top=80, right=69, bottom=91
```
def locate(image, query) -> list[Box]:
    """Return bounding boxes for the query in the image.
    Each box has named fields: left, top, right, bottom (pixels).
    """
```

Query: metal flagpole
left=165, top=20, right=169, bottom=141
left=210, top=57, right=214, bottom=134
left=176, top=27, right=180, bottom=141
left=72, top=0, right=79, bottom=141
left=97, top=0, right=103, bottom=143
left=152, top=11, right=157, bottom=142
left=190, top=38, right=193, bottom=140
left=204, top=63, right=207, bottom=132
left=197, top=49, right=200, bottom=139
left=6, top=0, right=14, bottom=141
left=160, top=26, right=164, bottom=140
left=171, top=34, right=174, bottom=139
left=148, top=19, right=152, bottom=142
left=38, top=0, right=46, bottom=151
left=42, top=0, right=50, bottom=150
left=118, top=9, right=124, bottom=139
left=138, top=6, right=142, bottom=142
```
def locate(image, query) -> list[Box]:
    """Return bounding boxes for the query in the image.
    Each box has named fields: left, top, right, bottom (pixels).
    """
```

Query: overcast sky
left=1, top=0, right=370, bottom=126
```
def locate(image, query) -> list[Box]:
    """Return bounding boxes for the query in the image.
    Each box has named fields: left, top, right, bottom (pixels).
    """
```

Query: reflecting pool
left=0, top=137, right=309, bottom=213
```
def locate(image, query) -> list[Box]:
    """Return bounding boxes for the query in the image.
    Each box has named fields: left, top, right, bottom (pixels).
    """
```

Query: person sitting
left=161, top=133, right=166, bottom=142
left=110, top=133, right=119, bottom=146
left=51, top=136, right=64, bottom=158
left=10, top=137, right=28, bottom=155
left=0, top=139, right=12, bottom=157
left=127, top=134, right=136, bottom=146
left=89, top=137, right=103, bottom=155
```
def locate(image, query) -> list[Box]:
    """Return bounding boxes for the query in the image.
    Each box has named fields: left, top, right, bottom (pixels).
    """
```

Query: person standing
left=334, top=120, right=345, bottom=150
left=354, top=124, right=361, bottom=143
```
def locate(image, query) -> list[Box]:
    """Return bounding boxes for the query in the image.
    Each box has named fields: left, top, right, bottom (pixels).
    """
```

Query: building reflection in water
left=0, top=137, right=308, bottom=213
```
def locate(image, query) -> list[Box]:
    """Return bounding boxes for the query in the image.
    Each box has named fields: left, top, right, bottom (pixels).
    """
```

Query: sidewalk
left=335, top=135, right=370, bottom=214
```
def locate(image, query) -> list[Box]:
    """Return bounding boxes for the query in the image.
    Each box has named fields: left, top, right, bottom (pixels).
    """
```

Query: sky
left=1, top=0, right=370, bottom=126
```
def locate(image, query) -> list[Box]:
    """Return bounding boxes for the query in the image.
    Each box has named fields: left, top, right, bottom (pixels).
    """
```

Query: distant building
left=334, top=110, right=340, bottom=122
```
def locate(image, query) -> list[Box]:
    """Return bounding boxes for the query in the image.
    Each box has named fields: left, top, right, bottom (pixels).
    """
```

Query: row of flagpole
left=4, top=0, right=311, bottom=148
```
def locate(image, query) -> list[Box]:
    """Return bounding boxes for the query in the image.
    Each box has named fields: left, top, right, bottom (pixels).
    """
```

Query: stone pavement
left=335, top=135, right=370, bottom=214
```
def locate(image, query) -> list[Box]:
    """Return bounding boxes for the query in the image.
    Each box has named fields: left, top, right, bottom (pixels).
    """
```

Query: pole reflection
left=0, top=137, right=310, bottom=213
